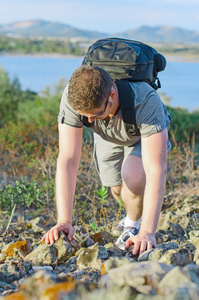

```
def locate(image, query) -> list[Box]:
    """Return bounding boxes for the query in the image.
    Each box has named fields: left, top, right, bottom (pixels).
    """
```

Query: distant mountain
left=116, top=26, right=199, bottom=44
left=0, top=20, right=108, bottom=39
left=0, top=20, right=199, bottom=44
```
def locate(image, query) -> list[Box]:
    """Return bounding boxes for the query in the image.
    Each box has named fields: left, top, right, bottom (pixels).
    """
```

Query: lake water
left=0, top=55, right=199, bottom=111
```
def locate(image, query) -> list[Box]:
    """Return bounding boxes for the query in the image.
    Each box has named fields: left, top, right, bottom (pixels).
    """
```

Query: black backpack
left=81, top=38, right=166, bottom=135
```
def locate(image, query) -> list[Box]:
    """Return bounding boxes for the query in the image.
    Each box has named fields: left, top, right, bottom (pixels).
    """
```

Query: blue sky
left=1, top=0, right=199, bottom=33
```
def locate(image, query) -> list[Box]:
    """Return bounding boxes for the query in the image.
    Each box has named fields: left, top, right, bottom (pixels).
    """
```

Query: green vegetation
left=1, top=36, right=199, bottom=61
left=0, top=67, right=198, bottom=233
left=0, top=36, right=86, bottom=56
left=152, top=43, right=199, bottom=61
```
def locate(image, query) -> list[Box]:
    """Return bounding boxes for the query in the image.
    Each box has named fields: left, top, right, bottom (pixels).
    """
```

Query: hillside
left=0, top=20, right=199, bottom=44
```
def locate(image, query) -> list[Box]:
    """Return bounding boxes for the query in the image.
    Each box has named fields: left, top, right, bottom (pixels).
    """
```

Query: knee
left=121, top=167, right=145, bottom=195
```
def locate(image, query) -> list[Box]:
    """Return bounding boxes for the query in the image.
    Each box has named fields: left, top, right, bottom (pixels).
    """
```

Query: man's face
left=77, top=89, right=115, bottom=123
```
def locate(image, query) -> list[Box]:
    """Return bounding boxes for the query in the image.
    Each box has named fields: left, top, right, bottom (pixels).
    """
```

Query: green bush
left=167, top=106, right=199, bottom=143
left=0, top=177, right=55, bottom=214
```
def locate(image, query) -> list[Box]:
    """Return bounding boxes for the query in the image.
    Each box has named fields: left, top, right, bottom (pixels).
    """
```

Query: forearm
left=140, top=167, right=167, bottom=235
left=56, top=158, right=79, bottom=225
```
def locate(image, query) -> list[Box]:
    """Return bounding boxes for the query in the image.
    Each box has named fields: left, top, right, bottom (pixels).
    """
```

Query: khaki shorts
left=93, top=133, right=171, bottom=187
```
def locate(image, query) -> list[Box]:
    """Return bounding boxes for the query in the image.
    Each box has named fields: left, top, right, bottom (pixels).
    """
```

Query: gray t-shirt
left=58, top=82, right=171, bottom=146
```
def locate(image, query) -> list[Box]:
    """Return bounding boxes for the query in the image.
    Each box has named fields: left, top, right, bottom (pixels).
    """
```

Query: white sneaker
left=112, top=217, right=126, bottom=236
left=116, top=227, right=139, bottom=250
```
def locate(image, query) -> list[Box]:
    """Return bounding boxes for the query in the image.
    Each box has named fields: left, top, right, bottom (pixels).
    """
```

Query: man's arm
left=42, top=123, right=83, bottom=244
left=125, top=128, right=168, bottom=254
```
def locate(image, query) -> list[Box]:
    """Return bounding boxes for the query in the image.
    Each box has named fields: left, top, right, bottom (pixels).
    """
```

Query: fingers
left=66, top=227, right=75, bottom=241
left=125, top=238, right=135, bottom=248
left=124, top=235, right=158, bottom=255
left=41, top=224, right=75, bottom=245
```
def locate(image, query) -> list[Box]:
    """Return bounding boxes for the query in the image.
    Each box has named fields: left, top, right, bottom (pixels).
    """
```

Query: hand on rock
left=41, top=222, right=75, bottom=244
left=125, top=231, right=158, bottom=255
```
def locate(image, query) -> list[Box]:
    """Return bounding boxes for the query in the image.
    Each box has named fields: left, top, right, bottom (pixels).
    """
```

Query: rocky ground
left=0, top=193, right=199, bottom=300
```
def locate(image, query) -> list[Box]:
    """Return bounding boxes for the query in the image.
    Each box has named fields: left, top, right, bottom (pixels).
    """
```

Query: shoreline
left=1, top=52, right=199, bottom=62
left=0, top=52, right=83, bottom=59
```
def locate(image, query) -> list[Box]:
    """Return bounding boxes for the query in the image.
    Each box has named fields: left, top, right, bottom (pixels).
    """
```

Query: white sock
left=124, top=216, right=141, bottom=230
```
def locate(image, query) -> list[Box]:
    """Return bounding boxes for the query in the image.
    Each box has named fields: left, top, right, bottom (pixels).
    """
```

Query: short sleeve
left=58, top=85, right=83, bottom=128
left=136, top=90, right=171, bottom=137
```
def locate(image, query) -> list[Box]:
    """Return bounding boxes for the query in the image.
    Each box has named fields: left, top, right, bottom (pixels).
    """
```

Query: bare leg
left=121, top=155, right=146, bottom=221
left=111, top=185, right=122, bottom=202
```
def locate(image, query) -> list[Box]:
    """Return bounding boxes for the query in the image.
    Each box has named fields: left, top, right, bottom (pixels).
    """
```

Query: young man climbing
left=42, top=64, right=171, bottom=255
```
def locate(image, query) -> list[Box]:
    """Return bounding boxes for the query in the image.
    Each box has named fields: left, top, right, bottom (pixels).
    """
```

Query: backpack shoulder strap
left=115, top=80, right=140, bottom=136
left=80, top=115, right=92, bottom=127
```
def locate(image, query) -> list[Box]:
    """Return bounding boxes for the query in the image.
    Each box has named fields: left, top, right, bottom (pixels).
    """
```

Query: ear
left=110, top=88, right=116, bottom=101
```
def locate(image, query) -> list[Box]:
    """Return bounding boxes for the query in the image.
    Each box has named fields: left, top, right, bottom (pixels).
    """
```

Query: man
left=42, top=65, right=171, bottom=255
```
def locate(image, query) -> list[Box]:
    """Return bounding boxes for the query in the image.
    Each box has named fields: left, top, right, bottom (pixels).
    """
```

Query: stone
left=183, top=264, right=199, bottom=286
left=80, top=285, right=133, bottom=300
left=32, top=266, right=53, bottom=272
left=155, top=231, right=170, bottom=244
left=0, top=253, right=7, bottom=263
left=189, top=231, right=199, bottom=247
left=158, top=248, right=192, bottom=266
left=24, top=243, right=58, bottom=266
left=1, top=292, right=27, bottom=299
left=54, top=232, right=80, bottom=263
left=149, top=249, right=165, bottom=261
left=158, top=211, right=176, bottom=231
left=158, top=241, right=179, bottom=251
left=138, top=249, right=154, bottom=262
left=158, top=267, right=199, bottom=298
left=0, top=259, right=32, bottom=283
left=169, top=223, right=185, bottom=237
left=2, top=241, right=29, bottom=257
left=106, top=261, right=172, bottom=294
left=24, top=233, right=80, bottom=266
left=14, top=270, right=61, bottom=299
left=28, top=216, right=46, bottom=233
left=193, top=244, right=199, bottom=262
left=41, top=280, right=77, bottom=299
left=81, top=231, right=114, bottom=248
left=100, top=257, right=133, bottom=276
left=98, top=245, right=108, bottom=260
left=104, top=243, right=123, bottom=257
left=77, top=243, right=101, bottom=270
left=158, top=266, right=191, bottom=288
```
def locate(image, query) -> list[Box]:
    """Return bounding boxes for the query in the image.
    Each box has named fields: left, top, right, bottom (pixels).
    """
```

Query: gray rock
left=138, top=249, right=154, bottom=262
left=183, top=264, right=199, bottom=286
left=104, top=243, right=123, bottom=257
left=158, top=241, right=179, bottom=251
left=158, top=267, right=199, bottom=298
left=100, top=257, right=133, bottom=277
left=189, top=231, right=199, bottom=247
left=77, top=243, right=101, bottom=270
left=158, top=248, right=192, bottom=266
left=107, top=261, right=172, bottom=294
left=81, top=231, right=114, bottom=248
left=155, top=231, right=170, bottom=244
left=54, top=232, right=75, bottom=263
left=0, top=259, right=32, bottom=283
left=25, top=243, right=57, bottom=266
left=32, top=266, right=53, bottom=272
left=158, top=266, right=191, bottom=288
left=149, top=249, right=165, bottom=261
left=80, top=286, right=133, bottom=300
left=98, top=245, right=108, bottom=260
left=170, top=223, right=185, bottom=237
